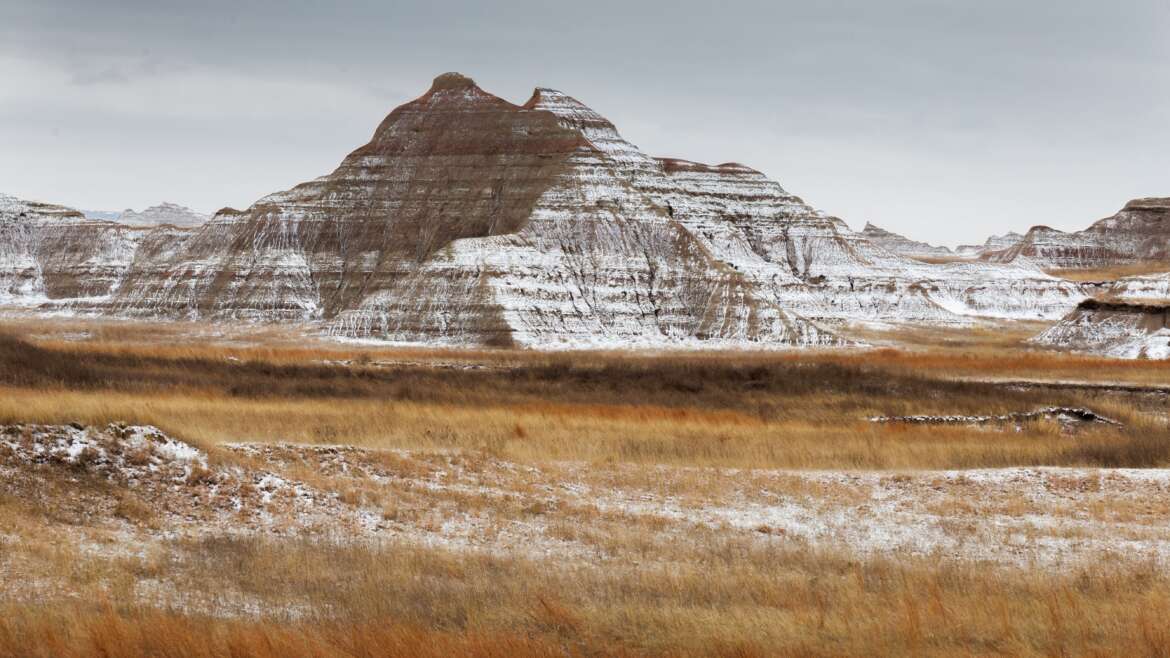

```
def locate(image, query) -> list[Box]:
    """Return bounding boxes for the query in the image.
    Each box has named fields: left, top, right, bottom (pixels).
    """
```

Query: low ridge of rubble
left=869, top=407, right=1122, bottom=431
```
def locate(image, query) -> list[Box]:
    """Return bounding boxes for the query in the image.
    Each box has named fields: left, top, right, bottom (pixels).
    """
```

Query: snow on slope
left=1032, top=300, right=1170, bottom=359
left=1105, top=272, right=1170, bottom=302
left=524, top=88, right=1083, bottom=327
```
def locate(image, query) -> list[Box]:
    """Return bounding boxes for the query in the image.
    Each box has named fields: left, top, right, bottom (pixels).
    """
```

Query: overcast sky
left=1, top=0, right=1166, bottom=246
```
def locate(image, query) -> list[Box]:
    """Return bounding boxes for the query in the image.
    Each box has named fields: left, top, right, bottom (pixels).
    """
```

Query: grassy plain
left=2, top=318, right=1169, bottom=656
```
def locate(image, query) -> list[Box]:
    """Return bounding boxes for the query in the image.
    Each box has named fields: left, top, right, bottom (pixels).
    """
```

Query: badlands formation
left=1, top=73, right=1165, bottom=352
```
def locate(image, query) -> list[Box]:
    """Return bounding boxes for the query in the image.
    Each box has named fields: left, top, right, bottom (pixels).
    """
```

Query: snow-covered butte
left=2, top=73, right=1093, bottom=347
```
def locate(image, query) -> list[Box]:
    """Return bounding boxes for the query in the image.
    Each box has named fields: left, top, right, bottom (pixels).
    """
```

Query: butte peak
left=429, top=72, right=478, bottom=92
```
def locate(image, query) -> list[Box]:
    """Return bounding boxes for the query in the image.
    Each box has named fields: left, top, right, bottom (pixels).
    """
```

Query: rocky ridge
left=860, top=223, right=953, bottom=260
left=985, top=198, right=1170, bottom=269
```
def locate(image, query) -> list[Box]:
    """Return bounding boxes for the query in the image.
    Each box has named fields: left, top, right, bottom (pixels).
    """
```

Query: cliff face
left=985, top=198, right=1170, bottom=269
left=0, top=73, right=1094, bottom=347
left=513, top=87, right=1082, bottom=327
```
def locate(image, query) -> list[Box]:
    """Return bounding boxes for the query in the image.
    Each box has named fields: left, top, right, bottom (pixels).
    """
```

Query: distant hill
left=860, top=223, right=952, bottom=260
left=83, top=203, right=208, bottom=228
left=984, top=198, right=1170, bottom=269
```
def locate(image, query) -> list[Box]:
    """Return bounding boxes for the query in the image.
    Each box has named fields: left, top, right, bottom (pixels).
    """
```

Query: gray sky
left=1, top=0, right=1166, bottom=246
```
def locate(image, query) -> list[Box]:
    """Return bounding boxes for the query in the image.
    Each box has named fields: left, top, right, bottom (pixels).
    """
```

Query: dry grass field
left=1044, top=262, right=1170, bottom=282
left=2, top=317, right=1169, bottom=656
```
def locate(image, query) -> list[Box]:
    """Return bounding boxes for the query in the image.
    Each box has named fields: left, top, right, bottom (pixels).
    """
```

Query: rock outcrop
left=860, top=223, right=953, bottom=260
left=1031, top=272, right=1170, bottom=359
left=0, top=73, right=1093, bottom=347
left=1032, top=298, right=1170, bottom=359
left=985, top=198, right=1170, bottom=269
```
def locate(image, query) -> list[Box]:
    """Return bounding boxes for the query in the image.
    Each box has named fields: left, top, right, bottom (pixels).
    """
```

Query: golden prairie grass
left=4, top=318, right=1170, bottom=655
left=1, top=323, right=1168, bottom=469
left=1, top=386, right=1165, bottom=469
left=3, top=423, right=1170, bottom=654
left=3, top=534, right=1170, bottom=657
left=11, top=316, right=1170, bottom=386
left=0, top=316, right=518, bottom=366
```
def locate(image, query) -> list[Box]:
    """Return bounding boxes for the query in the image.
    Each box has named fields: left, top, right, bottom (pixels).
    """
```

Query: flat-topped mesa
left=0, top=193, right=84, bottom=221
left=1078, top=298, right=1170, bottom=315
left=1030, top=269, right=1170, bottom=360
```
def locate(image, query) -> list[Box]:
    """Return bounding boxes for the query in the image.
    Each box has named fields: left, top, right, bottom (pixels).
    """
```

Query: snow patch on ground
left=7, top=426, right=1170, bottom=571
